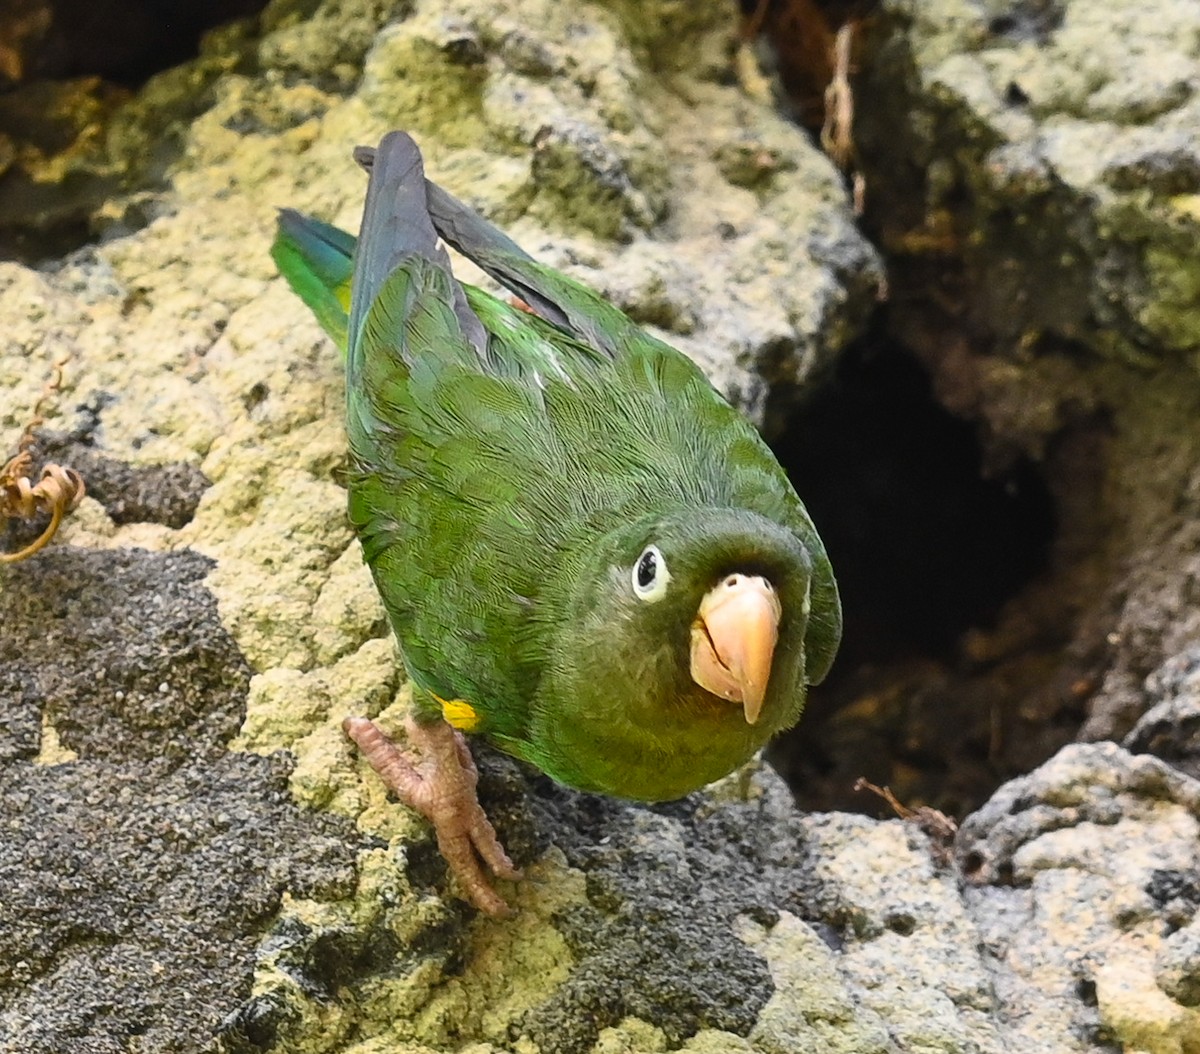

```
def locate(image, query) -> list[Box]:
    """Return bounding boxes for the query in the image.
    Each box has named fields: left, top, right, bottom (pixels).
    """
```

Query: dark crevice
left=767, top=324, right=1060, bottom=815
left=777, top=329, right=1056, bottom=667
left=2, top=0, right=270, bottom=89
left=0, top=0, right=270, bottom=263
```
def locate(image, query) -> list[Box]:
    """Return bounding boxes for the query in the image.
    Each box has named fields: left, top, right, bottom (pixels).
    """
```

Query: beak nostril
left=724, top=575, right=740, bottom=589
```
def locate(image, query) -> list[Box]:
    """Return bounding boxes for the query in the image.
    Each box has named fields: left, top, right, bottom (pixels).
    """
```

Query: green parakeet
left=271, top=131, right=841, bottom=915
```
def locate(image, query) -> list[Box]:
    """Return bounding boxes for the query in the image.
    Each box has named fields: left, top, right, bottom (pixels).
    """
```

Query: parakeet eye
left=632, top=545, right=670, bottom=602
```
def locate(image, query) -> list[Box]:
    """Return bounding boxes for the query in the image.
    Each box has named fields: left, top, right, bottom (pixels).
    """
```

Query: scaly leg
left=343, top=714, right=521, bottom=916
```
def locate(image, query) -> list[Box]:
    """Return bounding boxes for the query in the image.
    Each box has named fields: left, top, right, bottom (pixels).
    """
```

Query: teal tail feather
left=271, top=208, right=355, bottom=351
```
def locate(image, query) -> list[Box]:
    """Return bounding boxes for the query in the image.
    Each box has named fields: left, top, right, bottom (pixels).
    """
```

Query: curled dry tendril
left=1, top=359, right=86, bottom=563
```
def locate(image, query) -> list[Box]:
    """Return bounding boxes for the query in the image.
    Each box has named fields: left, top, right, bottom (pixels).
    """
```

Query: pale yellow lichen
left=34, top=713, right=79, bottom=766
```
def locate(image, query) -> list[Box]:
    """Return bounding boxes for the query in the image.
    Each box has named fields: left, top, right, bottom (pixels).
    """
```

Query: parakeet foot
left=343, top=714, right=521, bottom=917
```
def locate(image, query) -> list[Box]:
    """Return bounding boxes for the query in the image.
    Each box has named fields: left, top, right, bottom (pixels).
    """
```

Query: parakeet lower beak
left=690, top=574, right=782, bottom=724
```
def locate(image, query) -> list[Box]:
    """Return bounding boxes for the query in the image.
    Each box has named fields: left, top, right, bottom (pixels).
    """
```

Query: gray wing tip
left=354, top=131, right=421, bottom=175
left=365, top=132, right=425, bottom=195
left=351, top=130, right=488, bottom=356
left=274, top=206, right=307, bottom=233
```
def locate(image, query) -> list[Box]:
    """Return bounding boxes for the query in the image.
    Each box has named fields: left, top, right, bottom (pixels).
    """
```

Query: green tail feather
left=272, top=204, right=607, bottom=387
left=271, top=208, right=355, bottom=351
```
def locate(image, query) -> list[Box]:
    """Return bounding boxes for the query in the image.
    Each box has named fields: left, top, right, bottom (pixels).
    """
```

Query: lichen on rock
left=5, top=0, right=1200, bottom=1052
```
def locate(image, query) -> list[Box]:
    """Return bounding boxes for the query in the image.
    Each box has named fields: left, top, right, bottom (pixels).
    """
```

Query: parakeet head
left=531, top=506, right=817, bottom=799
left=619, top=512, right=810, bottom=720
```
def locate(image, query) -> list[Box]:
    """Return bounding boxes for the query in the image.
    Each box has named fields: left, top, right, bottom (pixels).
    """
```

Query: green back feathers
left=271, top=191, right=840, bottom=691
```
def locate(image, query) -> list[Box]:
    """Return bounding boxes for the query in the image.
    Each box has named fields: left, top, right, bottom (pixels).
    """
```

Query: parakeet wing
left=342, top=134, right=619, bottom=728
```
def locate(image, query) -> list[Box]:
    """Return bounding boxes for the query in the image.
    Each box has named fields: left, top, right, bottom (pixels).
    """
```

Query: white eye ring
left=631, top=545, right=670, bottom=602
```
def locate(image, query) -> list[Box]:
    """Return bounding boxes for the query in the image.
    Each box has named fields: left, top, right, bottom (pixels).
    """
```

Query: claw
left=343, top=714, right=520, bottom=916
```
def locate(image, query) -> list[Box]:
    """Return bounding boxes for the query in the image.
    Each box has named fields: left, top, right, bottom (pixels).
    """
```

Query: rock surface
left=782, top=0, right=1200, bottom=817
left=855, top=0, right=1200, bottom=742
left=1, top=0, right=1198, bottom=1053
left=959, top=742, right=1200, bottom=1054
left=1126, top=648, right=1200, bottom=781
left=0, top=549, right=362, bottom=1050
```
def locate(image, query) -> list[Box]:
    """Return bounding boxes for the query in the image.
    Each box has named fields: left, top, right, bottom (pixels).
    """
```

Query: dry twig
left=1, top=359, right=86, bottom=563
left=820, top=20, right=866, bottom=213
left=854, top=777, right=959, bottom=865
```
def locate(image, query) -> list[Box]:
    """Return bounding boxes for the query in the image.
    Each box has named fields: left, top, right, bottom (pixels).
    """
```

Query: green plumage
left=272, top=132, right=840, bottom=801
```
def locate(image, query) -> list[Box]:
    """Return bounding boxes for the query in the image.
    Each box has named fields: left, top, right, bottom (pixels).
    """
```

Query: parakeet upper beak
left=690, top=574, right=782, bottom=724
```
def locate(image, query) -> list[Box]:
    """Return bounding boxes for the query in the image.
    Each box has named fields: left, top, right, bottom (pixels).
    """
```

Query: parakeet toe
left=343, top=714, right=520, bottom=917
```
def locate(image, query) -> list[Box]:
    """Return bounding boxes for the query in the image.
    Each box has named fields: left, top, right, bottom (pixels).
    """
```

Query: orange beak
left=689, top=574, right=781, bottom=724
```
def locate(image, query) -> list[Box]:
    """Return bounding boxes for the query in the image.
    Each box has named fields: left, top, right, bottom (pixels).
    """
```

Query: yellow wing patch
left=434, top=694, right=480, bottom=732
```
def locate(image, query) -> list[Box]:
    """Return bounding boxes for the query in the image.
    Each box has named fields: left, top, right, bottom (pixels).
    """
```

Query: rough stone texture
left=0, top=16, right=265, bottom=262
left=32, top=435, right=211, bottom=528
left=3, top=428, right=210, bottom=554
left=779, top=0, right=1200, bottom=814
left=0, top=548, right=362, bottom=1053
left=864, top=0, right=1200, bottom=365
left=1126, top=647, right=1200, bottom=781
left=861, top=0, right=1200, bottom=720
left=225, top=747, right=1013, bottom=1054
left=2, top=0, right=1198, bottom=1053
left=959, top=743, right=1200, bottom=1054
